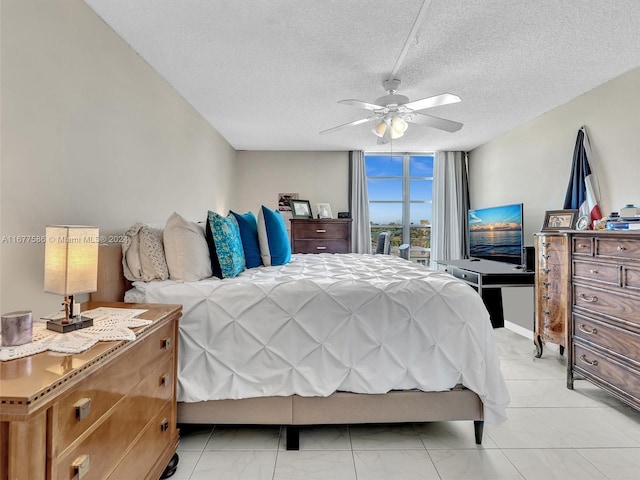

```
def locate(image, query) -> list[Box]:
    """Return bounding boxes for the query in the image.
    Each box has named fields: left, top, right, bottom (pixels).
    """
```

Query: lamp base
left=46, top=316, right=93, bottom=333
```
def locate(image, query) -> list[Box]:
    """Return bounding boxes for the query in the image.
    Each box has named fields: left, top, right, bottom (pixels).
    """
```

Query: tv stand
left=436, top=259, right=535, bottom=328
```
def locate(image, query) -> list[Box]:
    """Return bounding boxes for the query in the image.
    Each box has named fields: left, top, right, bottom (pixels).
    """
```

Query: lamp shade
left=44, top=226, right=99, bottom=295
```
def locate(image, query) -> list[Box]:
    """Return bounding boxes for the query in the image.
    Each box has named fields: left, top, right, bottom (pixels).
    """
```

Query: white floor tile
left=170, top=450, right=202, bottom=480
left=281, top=425, right=351, bottom=451
left=414, top=421, right=499, bottom=449
left=353, top=449, right=440, bottom=479
left=189, top=450, right=276, bottom=480
left=485, top=408, right=572, bottom=449
left=274, top=450, right=356, bottom=480
left=429, top=449, right=524, bottom=480
left=178, top=425, right=213, bottom=451
left=500, top=356, right=567, bottom=381
left=577, top=448, right=640, bottom=480
left=503, top=448, right=608, bottom=480
left=349, top=424, right=424, bottom=450
left=505, top=379, right=609, bottom=408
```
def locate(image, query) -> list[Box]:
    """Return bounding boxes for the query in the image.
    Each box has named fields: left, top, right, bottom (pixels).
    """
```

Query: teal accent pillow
left=257, top=206, right=291, bottom=266
left=230, top=211, right=262, bottom=268
left=205, top=211, right=246, bottom=278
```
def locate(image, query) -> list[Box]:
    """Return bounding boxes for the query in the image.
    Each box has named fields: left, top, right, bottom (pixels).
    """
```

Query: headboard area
left=91, top=244, right=129, bottom=303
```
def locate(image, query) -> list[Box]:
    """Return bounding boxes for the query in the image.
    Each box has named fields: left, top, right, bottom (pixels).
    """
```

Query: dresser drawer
left=573, top=284, right=640, bottom=326
left=55, top=357, right=174, bottom=480
left=54, top=321, right=175, bottom=452
left=573, top=313, right=640, bottom=365
left=106, top=402, right=176, bottom=480
left=572, top=236, right=593, bottom=256
left=623, top=265, right=640, bottom=293
left=452, top=268, right=479, bottom=285
left=573, top=260, right=619, bottom=286
left=573, top=343, right=640, bottom=405
left=538, top=234, right=566, bottom=252
left=596, top=237, right=640, bottom=261
left=293, top=222, right=349, bottom=239
left=293, top=239, right=349, bottom=254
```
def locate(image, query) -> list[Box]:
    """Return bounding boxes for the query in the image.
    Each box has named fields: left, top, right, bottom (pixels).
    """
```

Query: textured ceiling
left=84, top=0, right=640, bottom=153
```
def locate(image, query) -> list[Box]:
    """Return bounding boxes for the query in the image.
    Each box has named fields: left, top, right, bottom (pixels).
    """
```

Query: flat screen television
left=468, top=203, right=523, bottom=265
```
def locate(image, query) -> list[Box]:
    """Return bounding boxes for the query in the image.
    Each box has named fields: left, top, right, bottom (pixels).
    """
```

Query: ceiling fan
left=320, top=79, right=463, bottom=144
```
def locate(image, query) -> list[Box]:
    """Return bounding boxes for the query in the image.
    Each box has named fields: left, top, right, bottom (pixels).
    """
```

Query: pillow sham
left=122, top=223, right=169, bottom=281
left=230, top=210, right=262, bottom=268
left=163, top=212, right=212, bottom=281
left=257, top=206, right=291, bottom=266
left=205, top=211, right=246, bottom=278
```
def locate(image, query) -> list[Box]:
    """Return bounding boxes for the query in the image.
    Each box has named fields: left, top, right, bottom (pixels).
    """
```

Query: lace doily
left=0, top=308, right=151, bottom=361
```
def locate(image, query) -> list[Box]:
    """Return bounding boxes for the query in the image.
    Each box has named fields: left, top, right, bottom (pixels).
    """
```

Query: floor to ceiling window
left=365, top=153, right=433, bottom=264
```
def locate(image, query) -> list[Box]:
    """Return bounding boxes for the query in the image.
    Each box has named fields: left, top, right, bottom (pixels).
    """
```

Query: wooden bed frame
left=92, top=245, right=484, bottom=449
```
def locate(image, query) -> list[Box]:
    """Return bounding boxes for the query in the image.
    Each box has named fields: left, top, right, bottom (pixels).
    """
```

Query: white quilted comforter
left=128, top=254, right=509, bottom=423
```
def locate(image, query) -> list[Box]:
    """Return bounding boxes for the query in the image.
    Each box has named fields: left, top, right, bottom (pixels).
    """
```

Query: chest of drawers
left=534, top=232, right=570, bottom=357
left=0, top=302, right=181, bottom=480
left=568, top=232, right=640, bottom=411
left=290, top=218, right=352, bottom=254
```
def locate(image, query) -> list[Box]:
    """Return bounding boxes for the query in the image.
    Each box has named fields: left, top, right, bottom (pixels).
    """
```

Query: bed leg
left=286, top=426, right=300, bottom=450
left=474, top=420, right=484, bottom=445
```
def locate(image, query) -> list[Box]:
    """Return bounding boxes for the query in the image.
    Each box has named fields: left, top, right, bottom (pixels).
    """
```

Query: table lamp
left=44, top=225, right=99, bottom=333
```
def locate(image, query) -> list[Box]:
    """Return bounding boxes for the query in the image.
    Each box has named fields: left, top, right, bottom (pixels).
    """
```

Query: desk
left=437, top=259, right=535, bottom=328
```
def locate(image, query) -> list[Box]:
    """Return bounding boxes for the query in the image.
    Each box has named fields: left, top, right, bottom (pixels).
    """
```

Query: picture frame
left=316, top=203, right=333, bottom=219
left=290, top=199, right=313, bottom=219
left=541, top=209, right=579, bottom=231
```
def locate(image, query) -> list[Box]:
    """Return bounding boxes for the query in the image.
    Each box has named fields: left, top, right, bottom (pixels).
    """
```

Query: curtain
left=431, top=151, right=469, bottom=267
left=349, top=150, right=371, bottom=253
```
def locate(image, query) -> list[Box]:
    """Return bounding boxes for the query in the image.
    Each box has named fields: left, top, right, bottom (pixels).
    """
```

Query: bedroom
left=2, top=1, right=640, bottom=479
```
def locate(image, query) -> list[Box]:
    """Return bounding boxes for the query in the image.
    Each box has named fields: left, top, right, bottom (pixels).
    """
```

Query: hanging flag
left=563, top=127, right=602, bottom=228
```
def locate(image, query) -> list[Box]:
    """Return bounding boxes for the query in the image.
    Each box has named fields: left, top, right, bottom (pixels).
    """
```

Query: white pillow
left=163, top=212, right=212, bottom=281
left=122, top=223, right=169, bottom=282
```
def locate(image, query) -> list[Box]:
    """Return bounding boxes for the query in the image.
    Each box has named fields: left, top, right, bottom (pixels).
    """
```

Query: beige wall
left=233, top=151, right=350, bottom=228
left=1, top=0, right=236, bottom=316
left=469, top=67, right=640, bottom=331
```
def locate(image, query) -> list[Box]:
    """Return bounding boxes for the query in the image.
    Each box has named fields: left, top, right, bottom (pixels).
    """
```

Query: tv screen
left=468, top=203, right=523, bottom=264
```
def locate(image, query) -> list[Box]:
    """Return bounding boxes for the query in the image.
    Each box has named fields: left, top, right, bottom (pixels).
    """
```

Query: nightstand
left=0, top=302, right=181, bottom=480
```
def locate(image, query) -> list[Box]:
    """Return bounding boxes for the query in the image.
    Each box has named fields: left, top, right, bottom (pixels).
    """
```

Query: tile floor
left=170, top=328, right=640, bottom=479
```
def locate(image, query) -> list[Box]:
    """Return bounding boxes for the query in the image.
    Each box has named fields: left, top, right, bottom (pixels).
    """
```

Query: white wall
left=1, top=0, right=236, bottom=317
left=233, top=151, right=349, bottom=229
left=469, top=67, right=640, bottom=330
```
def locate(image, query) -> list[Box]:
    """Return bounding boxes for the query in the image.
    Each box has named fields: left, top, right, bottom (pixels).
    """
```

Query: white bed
left=123, top=252, right=509, bottom=430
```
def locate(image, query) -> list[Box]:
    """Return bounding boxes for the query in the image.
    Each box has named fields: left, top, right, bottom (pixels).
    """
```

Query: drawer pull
left=316, top=246, right=327, bottom=250
left=316, top=229, right=327, bottom=233
left=589, top=269, right=599, bottom=274
left=161, top=337, right=172, bottom=350
left=71, top=454, right=90, bottom=480
left=617, top=245, right=627, bottom=251
left=74, top=398, right=92, bottom=421
left=160, top=373, right=169, bottom=387
left=543, top=282, right=550, bottom=287
left=543, top=310, right=550, bottom=315
left=160, top=418, right=169, bottom=432
left=542, top=254, right=550, bottom=259
left=542, top=242, right=550, bottom=247
left=578, top=243, right=588, bottom=248
left=578, top=293, right=598, bottom=303
left=541, top=268, right=550, bottom=274
left=578, top=324, right=597, bottom=335
left=579, top=354, right=598, bottom=366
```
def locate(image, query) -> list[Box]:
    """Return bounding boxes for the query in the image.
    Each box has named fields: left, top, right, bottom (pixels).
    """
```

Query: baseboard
left=504, top=320, right=532, bottom=339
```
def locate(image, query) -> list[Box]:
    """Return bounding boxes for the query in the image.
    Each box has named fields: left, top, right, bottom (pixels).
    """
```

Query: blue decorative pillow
left=205, top=211, right=246, bottom=278
left=257, top=206, right=291, bottom=266
left=230, top=211, right=262, bottom=268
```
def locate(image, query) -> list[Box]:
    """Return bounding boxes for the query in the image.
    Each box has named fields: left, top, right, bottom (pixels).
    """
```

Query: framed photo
left=541, top=209, right=578, bottom=231
left=316, top=203, right=333, bottom=219
left=290, top=199, right=313, bottom=219
left=278, top=192, right=298, bottom=212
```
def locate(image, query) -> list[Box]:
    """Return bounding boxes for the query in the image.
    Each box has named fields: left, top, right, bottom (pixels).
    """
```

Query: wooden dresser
left=0, top=302, right=181, bottom=480
left=290, top=218, right=352, bottom=254
left=534, top=232, right=570, bottom=357
left=568, top=231, right=640, bottom=411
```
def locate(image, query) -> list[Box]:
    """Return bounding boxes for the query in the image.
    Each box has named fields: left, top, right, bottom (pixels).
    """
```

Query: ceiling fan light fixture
left=389, top=116, right=408, bottom=139
left=372, top=120, right=387, bottom=138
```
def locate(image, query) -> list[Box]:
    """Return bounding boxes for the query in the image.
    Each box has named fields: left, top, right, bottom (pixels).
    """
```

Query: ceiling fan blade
left=408, top=112, right=463, bottom=132
left=319, top=116, right=377, bottom=135
left=403, top=93, right=461, bottom=112
left=338, top=99, right=385, bottom=111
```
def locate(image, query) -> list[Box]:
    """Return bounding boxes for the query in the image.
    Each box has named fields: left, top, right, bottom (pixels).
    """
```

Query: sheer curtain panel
left=349, top=150, right=371, bottom=253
